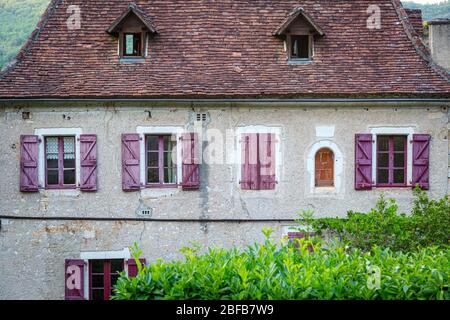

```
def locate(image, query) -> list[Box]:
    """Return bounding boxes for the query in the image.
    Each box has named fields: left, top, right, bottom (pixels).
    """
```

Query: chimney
left=428, top=19, right=450, bottom=70
left=405, top=9, right=424, bottom=36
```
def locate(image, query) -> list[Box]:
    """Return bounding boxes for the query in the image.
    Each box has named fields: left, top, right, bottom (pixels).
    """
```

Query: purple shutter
left=20, top=135, right=39, bottom=192
left=122, top=134, right=141, bottom=191
left=127, top=258, right=146, bottom=277
left=412, top=134, right=430, bottom=190
left=79, top=134, right=97, bottom=191
left=355, top=134, right=373, bottom=190
left=181, top=133, right=200, bottom=190
left=259, top=133, right=276, bottom=190
left=65, top=259, right=85, bottom=300
left=240, top=133, right=259, bottom=190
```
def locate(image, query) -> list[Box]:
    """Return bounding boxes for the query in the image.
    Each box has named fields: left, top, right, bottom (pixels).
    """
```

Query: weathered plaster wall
left=0, top=103, right=448, bottom=299
left=429, top=22, right=450, bottom=71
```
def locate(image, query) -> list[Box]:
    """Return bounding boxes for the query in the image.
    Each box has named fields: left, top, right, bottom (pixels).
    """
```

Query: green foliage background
left=0, top=1, right=449, bottom=70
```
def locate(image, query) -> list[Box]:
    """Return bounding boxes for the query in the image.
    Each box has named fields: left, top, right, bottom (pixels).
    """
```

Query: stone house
left=0, top=0, right=449, bottom=300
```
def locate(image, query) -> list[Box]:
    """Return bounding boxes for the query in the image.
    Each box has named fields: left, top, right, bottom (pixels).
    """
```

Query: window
left=123, top=33, right=142, bottom=57
left=146, top=134, right=177, bottom=186
left=290, top=35, right=310, bottom=59
left=376, top=135, right=407, bottom=187
left=45, top=136, right=76, bottom=188
left=315, top=148, right=334, bottom=187
left=89, top=260, right=124, bottom=300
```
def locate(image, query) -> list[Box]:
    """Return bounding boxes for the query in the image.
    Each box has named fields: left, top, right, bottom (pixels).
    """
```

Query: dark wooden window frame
left=44, top=136, right=76, bottom=189
left=145, top=134, right=178, bottom=188
left=376, top=135, right=408, bottom=188
left=120, top=31, right=146, bottom=58
left=287, top=34, right=313, bottom=61
left=89, top=259, right=124, bottom=301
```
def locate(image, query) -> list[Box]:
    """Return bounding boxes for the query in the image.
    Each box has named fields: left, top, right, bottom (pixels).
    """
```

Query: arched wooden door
left=315, top=148, right=334, bottom=187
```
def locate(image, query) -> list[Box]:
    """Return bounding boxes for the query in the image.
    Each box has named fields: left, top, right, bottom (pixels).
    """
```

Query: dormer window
left=274, top=7, right=324, bottom=64
left=107, top=3, right=157, bottom=61
left=123, top=33, right=142, bottom=57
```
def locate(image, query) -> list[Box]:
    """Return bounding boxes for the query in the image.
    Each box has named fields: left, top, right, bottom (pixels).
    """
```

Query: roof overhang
left=274, top=7, right=324, bottom=37
left=107, top=2, right=157, bottom=35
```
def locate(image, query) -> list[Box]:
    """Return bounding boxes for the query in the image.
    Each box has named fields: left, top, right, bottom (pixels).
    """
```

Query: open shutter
left=259, top=133, right=276, bottom=190
left=20, top=135, right=39, bottom=192
left=355, top=134, right=373, bottom=190
left=240, top=133, right=260, bottom=190
left=65, top=259, right=85, bottom=300
left=80, top=134, right=97, bottom=191
left=412, top=134, right=430, bottom=190
left=122, top=134, right=141, bottom=191
left=181, top=132, right=200, bottom=190
left=127, top=258, right=147, bottom=278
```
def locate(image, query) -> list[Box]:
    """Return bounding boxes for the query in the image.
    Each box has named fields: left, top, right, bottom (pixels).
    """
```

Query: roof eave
left=274, top=7, right=324, bottom=37
left=106, top=5, right=157, bottom=35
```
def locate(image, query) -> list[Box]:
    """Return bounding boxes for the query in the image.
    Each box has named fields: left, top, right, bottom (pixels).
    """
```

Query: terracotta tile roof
left=405, top=8, right=423, bottom=37
left=0, top=0, right=449, bottom=99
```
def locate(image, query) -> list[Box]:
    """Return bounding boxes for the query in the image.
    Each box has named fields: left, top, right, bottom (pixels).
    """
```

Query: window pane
left=394, top=153, right=405, bottom=168
left=92, top=289, right=104, bottom=301
left=147, top=152, right=159, bottom=167
left=47, top=159, right=58, bottom=169
left=148, top=168, right=159, bottom=183
left=46, top=137, right=58, bottom=160
left=377, top=169, right=389, bottom=184
left=377, top=136, right=389, bottom=152
left=164, top=151, right=175, bottom=167
left=91, top=261, right=103, bottom=273
left=147, top=136, right=159, bottom=151
left=125, top=34, right=134, bottom=55
left=163, top=135, right=177, bottom=152
left=47, top=170, right=58, bottom=185
left=64, top=169, right=76, bottom=185
left=63, top=137, right=75, bottom=155
left=393, top=136, right=405, bottom=151
left=291, top=35, right=309, bottom=59
left=164, top=167, right=176, bottom=184
left=92, top=275, right=104, bottom=288
left=110, top=260, right=123, bottom=274
left=64, top=158, right=75, bottom=169
left=394, top=169, right=405, bottom=184
left=377, top=153, right=389, bottom=168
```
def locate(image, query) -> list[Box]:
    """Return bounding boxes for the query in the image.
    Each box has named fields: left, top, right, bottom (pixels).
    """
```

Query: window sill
left=140, top=187, right=180, bottom=199
left=39, top=189, right=81, bottom=197
left=287, top=59, right=313, bottom=65
left=119, top=57, right=146, bottom=63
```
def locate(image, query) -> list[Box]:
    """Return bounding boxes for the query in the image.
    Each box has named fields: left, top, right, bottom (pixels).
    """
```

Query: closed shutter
left=127, top=258, right=147, bottom=277
left=79, top=134, right=98, bottom=191
left=65, top=259, right=85, bottom=300
left=240, top=133, right=259, bottom=190
left=122, top=134, right=141, bottom=191
left=412, top=134, right=431, bottom=190
left=259, top=133, right=276, bottom=190
left=20, top=135, right=39, bottom=192
left=355, top=134, right=373, bottom=190
left=181, top=133, right=200, bottom=190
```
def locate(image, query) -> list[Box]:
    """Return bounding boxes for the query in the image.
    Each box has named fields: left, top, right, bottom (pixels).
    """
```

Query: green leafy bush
left=302, top=189, right=449, bottom=252
left=112, top=232, right=449, bottom=300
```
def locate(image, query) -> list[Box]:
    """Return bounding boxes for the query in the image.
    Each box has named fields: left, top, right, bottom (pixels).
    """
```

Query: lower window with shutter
left=89, top=259, right=124, bottom=300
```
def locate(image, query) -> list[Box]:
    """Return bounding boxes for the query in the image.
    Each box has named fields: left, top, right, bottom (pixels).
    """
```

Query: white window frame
left=34, top=128, right=82, bottom=190
left=136, top=126, right=184, bottom=187
left=235, top=126, right=282, bottom=189
left=370, top=127, right=415, bottom=186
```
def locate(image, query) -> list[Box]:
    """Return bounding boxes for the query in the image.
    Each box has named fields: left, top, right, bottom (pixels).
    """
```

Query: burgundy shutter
left=412, top=134, right=430, bottom=190
left=181, top=132, right=200, bottom=190
left=355, top=134, right=373, bottom=190
left=20, top=135, right=39, bottom=192
left=240, top=133, right=259, bottom=190
left=127, top=258, right=147, bottom=278
left=79, top=134, right=97, bottom=191
left=65, top=259, right=85, bottom=300
left=259, top=133, right=276, bottom=190
left=122, top=134, right=141, bottom=191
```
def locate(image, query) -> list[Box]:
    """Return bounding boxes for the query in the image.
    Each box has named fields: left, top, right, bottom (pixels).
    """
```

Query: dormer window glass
left=123, top=33, right=142, bottom=57
left=290, top=35, right=310, bottom=60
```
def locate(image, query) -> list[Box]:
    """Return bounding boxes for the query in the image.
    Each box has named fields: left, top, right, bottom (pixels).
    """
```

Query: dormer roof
left=107, top=2, right=157, bottom=35
left=274, top=7, right=324, bottom=37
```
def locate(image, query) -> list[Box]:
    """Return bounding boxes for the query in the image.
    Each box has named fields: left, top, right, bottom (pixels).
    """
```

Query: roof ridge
left=0, top=0, right=63, bottom=80
left=390, top=0, right=450, bottom=82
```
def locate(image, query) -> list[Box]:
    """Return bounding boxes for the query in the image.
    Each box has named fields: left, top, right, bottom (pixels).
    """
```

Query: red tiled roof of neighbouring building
left=405, top=8, right=424, bottom=37
left=0, top=0, right=449, bottom=99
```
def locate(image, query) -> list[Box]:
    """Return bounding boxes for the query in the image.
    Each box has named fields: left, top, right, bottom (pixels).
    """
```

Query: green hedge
left=301, top=189, right=450, bottom=252
left=112, top=233, right=449, bottom=300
